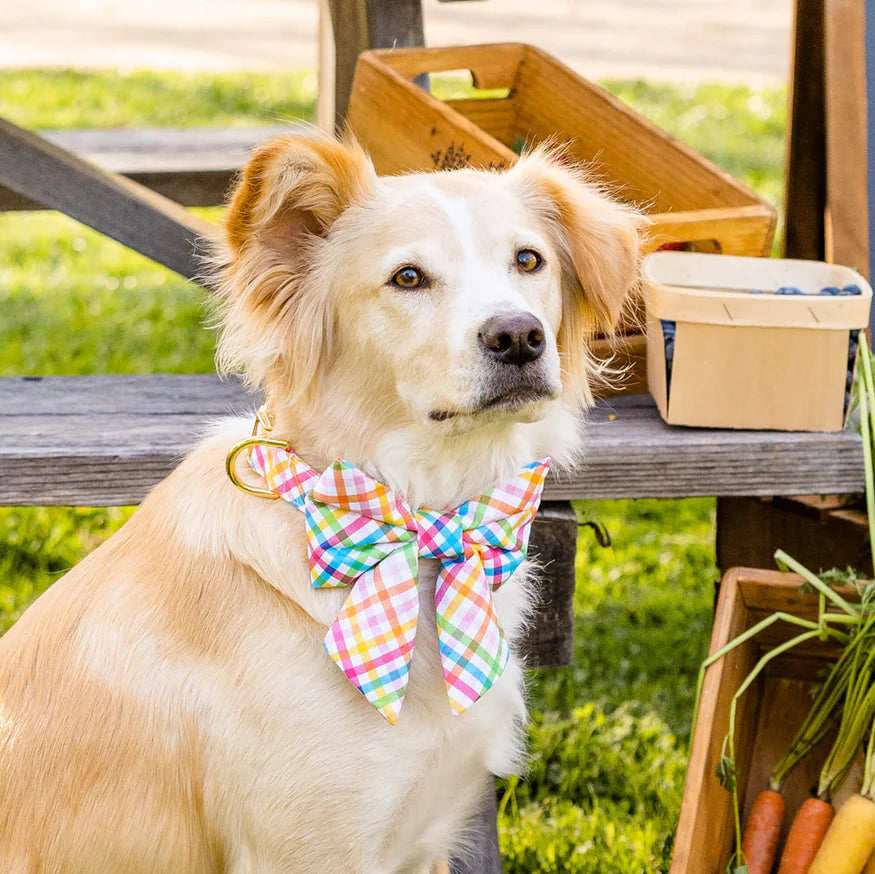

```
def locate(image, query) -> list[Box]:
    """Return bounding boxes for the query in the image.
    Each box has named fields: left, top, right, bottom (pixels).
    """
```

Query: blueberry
left=776, top=286, right=803, bottom=295
left=819, top=286, right=842, bottom=295
left=841, top=284, right=862, bottom=296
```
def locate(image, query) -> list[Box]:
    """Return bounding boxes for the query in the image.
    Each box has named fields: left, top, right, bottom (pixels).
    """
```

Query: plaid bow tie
left=249, top=443, right=550, bottom=724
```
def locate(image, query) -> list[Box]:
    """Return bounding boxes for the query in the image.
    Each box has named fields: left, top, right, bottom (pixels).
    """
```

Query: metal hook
left=225, top=436, right=291, bottom=499
left=578, top=520, right=612, bottom=548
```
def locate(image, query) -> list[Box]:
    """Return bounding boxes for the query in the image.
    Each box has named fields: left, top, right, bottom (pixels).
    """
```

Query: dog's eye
left=516, top=249, right=542, bottom=273
left=390, top=266, right=425, bottom=289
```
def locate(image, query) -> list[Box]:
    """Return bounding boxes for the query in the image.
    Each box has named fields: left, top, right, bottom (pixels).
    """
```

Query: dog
left=0, top=135, right=641, bottom=873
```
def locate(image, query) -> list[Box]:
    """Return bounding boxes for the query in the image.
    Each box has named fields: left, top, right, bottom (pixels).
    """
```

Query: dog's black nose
left=479, top=312, right=545, bottom=366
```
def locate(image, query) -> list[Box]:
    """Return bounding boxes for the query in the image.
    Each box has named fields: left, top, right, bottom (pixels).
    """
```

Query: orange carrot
left=776, top=798, right=834, bottom=874
left=742, top=789, right=785, bottom=874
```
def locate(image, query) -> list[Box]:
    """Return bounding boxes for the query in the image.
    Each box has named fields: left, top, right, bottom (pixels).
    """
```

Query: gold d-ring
left=225, top=436, right=291, bottom=499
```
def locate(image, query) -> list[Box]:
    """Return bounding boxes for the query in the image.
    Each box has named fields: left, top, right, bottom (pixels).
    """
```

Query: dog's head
left=215, top=135, right=641, bottom=464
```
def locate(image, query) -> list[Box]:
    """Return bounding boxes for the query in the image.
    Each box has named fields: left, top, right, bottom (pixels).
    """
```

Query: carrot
left=776, top=798, right=833, bottom=874
left=741, top=789, right=785, bottom=874
left=809, top=794, right=875, bottom=874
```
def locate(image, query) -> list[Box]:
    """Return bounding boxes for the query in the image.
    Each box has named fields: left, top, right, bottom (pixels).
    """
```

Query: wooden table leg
left=523, top=501, right=578, bottom=668
left=327, top=0, right=425, bottom=129
left=783, top=0, right=826, bottom=261
left=716, top=496, right=872, bottom=575
left=448, top=503, right=576, bottom=872
left=450, top=778, right=502, bottom=874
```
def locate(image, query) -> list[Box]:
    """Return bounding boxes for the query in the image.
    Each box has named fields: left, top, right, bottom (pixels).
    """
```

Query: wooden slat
left=513, top=45, right=760, bottom=212
left=0, top=376, right=863, bottom=506
left=648, top=206, right=776, bottom=257
left=824, top=0, right=870, bottom=276
left=783, top=0, right=827, bottom=261
left=444, top=98, right=515, bottom=146
left=327, top=0, right=425, bottom=128
left=0, top=125, right=305, bottom=211
left=0, top=119, right=217, bottom=283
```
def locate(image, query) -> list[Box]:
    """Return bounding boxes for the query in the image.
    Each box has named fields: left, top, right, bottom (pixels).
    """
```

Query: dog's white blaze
left=418, top=180, right=546, bottom=361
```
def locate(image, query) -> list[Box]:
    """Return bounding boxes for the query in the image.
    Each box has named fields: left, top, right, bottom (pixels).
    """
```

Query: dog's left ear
left=508, top=150, right=645, bottom=402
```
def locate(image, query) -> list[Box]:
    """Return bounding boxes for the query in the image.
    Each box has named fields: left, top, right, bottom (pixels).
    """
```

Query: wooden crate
left=672, top=567, right=862, bottom=874
left=717, top=496, right=872, bottom=577
left=348, top=44, right=777, bottom=396
left=348, top=43, right=776, bottom=258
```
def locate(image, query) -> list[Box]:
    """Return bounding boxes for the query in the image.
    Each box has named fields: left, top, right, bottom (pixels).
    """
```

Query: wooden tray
left=672, top=568, right=861, bottom=873
left=348, top=43, right=776, bottom=259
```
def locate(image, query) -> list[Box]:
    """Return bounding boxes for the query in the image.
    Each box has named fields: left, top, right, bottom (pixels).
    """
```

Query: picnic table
left=0, top=0, right=872, bottom=870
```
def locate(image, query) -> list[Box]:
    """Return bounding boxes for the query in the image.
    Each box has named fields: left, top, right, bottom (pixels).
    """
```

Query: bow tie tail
left=322, top=549, right=420, bottom=725
left=434, top=555, right=510, bottom=716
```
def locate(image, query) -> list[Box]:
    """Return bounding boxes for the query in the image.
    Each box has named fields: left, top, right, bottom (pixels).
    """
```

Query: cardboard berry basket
left=671, top=568, right=862, bottom=874
left=347, top=44, right=776, bottom=396
left=644, top=251, right=873, bottom=430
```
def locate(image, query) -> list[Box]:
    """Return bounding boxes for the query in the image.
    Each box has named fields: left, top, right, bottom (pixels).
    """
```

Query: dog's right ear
left=225, top=135, right=376, bottom=257
left=214, top=136, right=377, bottom=398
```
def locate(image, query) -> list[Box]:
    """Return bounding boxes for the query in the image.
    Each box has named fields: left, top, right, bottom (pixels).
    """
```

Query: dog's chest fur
left=201, top=565, right=528, bottom=873
left=142, top=429, right=532, bottom=873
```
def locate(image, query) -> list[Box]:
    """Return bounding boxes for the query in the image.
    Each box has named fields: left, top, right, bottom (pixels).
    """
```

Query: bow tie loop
left=413, top=509, right=465, bottom=561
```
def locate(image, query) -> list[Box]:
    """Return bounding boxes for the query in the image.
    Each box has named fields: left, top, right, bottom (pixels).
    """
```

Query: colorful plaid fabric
left=250, top=443, right=550, bottom=724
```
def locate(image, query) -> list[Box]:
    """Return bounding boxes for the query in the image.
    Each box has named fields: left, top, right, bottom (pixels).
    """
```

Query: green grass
left=0, top=69, right=317, bottom=129
left=0, top=69, right=786, bottom=871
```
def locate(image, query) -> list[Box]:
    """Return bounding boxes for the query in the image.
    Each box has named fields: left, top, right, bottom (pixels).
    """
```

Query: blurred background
left=2, top=0, right=791, bottom=81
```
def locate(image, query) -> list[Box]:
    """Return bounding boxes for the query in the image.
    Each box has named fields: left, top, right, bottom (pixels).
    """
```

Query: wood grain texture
left=328, top=0, right=425, bottom=128
left=524, top=502, right=577, bottom=668
left=784, top=0, right=827, bottom=261
left=348, top=44, right=776, bottom=257
left=348, top=52, right=516, bottom=173
left=513, top=45, right=757, bottom=212
left=825, top=0, right=870, bottom=276
left=591, top=332, right=648, bottom=397
left=717, top=495, right=872, bottom=574
left=0, top=125, right=306, bottom=210
left=0, top=377, right=863, bottom=506
left=0, top=119, right=217, bottom=283
left=647, top=207, right=776, bottom=257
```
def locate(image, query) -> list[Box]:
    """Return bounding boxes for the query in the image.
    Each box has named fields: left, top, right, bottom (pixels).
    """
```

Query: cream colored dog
left=0, top=136, right=641, bottom=873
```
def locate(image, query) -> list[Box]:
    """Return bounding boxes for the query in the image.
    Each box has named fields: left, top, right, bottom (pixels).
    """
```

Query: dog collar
left=226, top=409, right=550, bottom=724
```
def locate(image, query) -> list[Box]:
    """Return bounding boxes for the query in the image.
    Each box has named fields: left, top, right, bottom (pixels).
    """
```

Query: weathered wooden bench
left=0, top=125, right=304, bottom=211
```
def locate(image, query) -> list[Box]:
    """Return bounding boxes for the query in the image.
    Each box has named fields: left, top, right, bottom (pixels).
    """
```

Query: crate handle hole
left=429, top=69, right=511, bottom=101
left=656, top=239, right=722, bottom=254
